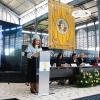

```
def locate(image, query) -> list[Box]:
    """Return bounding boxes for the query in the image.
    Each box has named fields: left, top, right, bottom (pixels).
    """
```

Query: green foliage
left=75, top=69, right=100, bottom=87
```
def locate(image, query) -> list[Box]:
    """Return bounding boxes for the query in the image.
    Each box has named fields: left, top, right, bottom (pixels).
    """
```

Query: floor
left=0, top=82, right=100, bottom=100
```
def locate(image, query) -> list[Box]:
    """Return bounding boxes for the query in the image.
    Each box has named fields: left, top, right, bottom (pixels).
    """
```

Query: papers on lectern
left=31, top=52, right=40, bottom=57
left=31, top=51, right=51, bottom=57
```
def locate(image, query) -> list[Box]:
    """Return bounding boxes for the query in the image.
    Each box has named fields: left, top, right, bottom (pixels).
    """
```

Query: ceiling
left=74, top=0, right=98, bottom=24
left=0, top=0, right=98, bottom=32
left=24, top=19, right=48, bottom=33
left=23, top=0, right=98, bottom=33
left=0, top=0, right=44, bottom=15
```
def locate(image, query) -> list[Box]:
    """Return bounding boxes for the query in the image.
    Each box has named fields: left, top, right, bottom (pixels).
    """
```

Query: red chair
left=92, top=63, right=98, bottom=66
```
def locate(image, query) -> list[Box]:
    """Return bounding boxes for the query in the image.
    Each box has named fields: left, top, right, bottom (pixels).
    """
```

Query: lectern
left=35, top=51, right=50, bottom=96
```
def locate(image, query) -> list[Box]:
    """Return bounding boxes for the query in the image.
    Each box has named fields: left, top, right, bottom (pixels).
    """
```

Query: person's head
left=32, top=34, right=40, bottom=48
left=57, top=53, right=63, bottom=60
left=80, top=53, right=85, bottom=59
left=95, top=56, right=99, bottom=60
left=72, top=53, right=77, bottom=59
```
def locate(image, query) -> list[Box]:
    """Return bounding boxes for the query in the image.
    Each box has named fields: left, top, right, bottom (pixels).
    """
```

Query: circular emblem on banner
left=56, top=18, right=68, bottom=34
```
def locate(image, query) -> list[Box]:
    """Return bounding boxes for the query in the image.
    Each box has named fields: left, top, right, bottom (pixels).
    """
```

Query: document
left=85, top=63, right=91, bottom=66
left=71, top=64, right=77, bottom=67
left=98, top=63, right=100, bottom=66
left=31, top=52, right=40, bottom=57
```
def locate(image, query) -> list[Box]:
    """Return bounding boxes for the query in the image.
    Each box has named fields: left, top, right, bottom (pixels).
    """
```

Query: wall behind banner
left=0, top=20, right=22, bottom=72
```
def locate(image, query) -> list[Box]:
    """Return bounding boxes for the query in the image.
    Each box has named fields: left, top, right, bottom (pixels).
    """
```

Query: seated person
left=78, top=53, right=86, bottom=65
left=56, top=53, right=64, bottom=67
left=67, top=53, right=79, bottom=66
left=91, top=56, right=100, bottom=66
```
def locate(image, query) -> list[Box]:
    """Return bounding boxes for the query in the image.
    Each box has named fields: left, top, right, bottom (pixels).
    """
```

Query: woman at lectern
left=56, top=53, right=64, bottom=67
left=25, top=34, right=42, bottom=93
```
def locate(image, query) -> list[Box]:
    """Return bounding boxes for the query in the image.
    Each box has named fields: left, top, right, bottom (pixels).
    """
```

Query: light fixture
left=22, top=30, right=31, bottom=33
left=60, top=0, right=73, bottom=4
left=87, top=23, right=94, bottom=27
left=22, top=30, right=48, bottom=35
left=17, top=26, right=22, bottom=29
left=75, top=22, right=95, bottom=30
left=75, top=25, right=86, bottom=30
left=72, top=10, right=91, bottom=18
left=5, top=29, right=10, bottom=31
left=11, top=27, right=16, bottom=30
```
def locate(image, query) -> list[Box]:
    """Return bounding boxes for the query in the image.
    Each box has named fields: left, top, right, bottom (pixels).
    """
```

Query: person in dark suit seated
left=78, top=53, right=86, bottom=65
left=67, top=53, right=79, bottom=66
left=91, top=56, right=100, bottom=66
left=56, top=53, right=64, bottom=67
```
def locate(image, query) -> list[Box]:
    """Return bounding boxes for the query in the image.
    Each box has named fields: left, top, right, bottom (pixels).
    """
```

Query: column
left=97, top=0, right=100, bottom=57
left=0, top=25, right=2, bottom=67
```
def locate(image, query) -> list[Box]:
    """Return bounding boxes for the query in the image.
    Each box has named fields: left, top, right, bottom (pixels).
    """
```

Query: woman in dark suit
left=56, top=53, right=64, bottom=67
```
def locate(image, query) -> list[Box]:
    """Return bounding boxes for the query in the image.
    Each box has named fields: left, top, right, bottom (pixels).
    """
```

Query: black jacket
left=78, top=58, right=86, bottom=65
left=56, top=59, right=63, bottom=66
left=67, top=58, right=79, bottom=66
left=91, top=59, right=100, bottom=65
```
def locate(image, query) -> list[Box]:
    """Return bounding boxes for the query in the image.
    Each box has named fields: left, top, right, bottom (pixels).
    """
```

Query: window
left=76, top=29, right=87, bottom=50
left=10, top=34, right=15, bottom=56
left=22, top=33, right=30, bottom=45
left=5, top=36, right=9, bottom=55
left=42, top=35, right=48, bottom=47
left=88, top=31, right=95, bottom=50
left=96, top=30, right=99, bottom=51
left=15, top=29, right=22, bottom=50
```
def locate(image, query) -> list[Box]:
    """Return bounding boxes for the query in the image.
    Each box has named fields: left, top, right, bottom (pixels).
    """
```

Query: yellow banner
left=48, top=0, right=75, bottom=50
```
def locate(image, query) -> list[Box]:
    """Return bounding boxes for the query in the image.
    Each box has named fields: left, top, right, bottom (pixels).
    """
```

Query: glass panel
left=10, top=34, right=15, bottom=56
left=76, top=29, right=87, bottom=49
left=0, top=8, right=2, bottom=20
left=0, top=20, right=22, bottom=72
left=3, top=10, right=6, bottom=21
left=96, top=30, right=99, bottom=47
left=5, top=36, right=9, bottom=56
left=7, top=13, right=10, bottom=23
left=22, top=34, right=30, bottom=45
left=42, top=35, right=48, bottom=47
left=88, top=31, right=95, bottom=50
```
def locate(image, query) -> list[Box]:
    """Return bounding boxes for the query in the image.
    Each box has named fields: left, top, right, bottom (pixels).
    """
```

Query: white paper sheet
left=71, top=64, right=77, bottom=67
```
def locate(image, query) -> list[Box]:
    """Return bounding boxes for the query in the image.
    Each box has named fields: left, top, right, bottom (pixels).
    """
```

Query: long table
left=50, top=66, right=100, bottom=84
left=79, top=66, right=100, bottom=72
left=50, top=67, right=79, bottom=84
